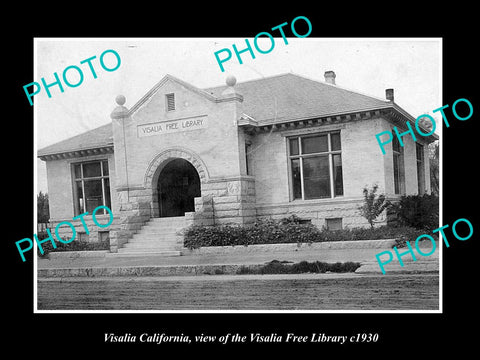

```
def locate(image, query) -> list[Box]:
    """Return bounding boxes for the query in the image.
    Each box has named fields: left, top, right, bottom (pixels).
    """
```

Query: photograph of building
left=35, top=39, right=441, bottom=312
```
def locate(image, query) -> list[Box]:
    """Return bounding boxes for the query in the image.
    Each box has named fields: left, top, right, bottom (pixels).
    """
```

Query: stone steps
left=115, top=216, right=186, bottom=257
left=121, top=242, right=180, bottom=249
left=113, top=250, right=182, bottom=257
left=130, top=233, right=182, bottom=241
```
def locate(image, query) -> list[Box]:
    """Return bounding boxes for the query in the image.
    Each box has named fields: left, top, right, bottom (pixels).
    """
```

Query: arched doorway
left=157, top=158, right=201, bottom=217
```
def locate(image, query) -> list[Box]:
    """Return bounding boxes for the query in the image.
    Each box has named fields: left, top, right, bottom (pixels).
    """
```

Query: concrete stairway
left=116, top=216, right=186, bottom=257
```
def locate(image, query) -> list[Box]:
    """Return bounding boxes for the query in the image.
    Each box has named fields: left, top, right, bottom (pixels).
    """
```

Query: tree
left=37, top=191, right=50, bottom=223
left=359, top=184, right=391, bottom=228
left=429, top=141, right=439, bottom=195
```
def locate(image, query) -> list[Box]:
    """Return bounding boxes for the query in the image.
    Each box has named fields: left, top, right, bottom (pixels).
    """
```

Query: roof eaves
left=38, top=144, right=114, bottom=160
left=389, top=103, right=439, bottom=141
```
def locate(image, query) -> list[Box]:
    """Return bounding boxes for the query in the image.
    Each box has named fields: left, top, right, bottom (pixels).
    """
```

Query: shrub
left=236, top=260, right=361, bottom=274
left=184, top=216, right=434, bottom=249
left=359, top=184, right=391, bottom=228
left=36, top=232, right=110, bottom=257
left=184, top=218, right=322, bottom=249
left=392, top=194, right=439, bottom=230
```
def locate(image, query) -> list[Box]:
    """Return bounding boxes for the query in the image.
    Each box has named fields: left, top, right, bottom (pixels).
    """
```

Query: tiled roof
left=38, top=73, right=422, bottom=158
left=204, top=73, right=392, bottom=125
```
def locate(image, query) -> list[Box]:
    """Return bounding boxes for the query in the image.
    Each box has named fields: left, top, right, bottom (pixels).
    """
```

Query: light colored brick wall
left=380, top=120, right=433, bottom=196
left=380, top=119, right=395, bottom=195
left=250, top=131, right=289, bottom=204
left=107, top=77, right=255, bottom=244
left=46, top=153, right=117, bottom=221
left=251, top=118, right=389, bottom=205
left=403, top=132, right=418, bottom=195
left=122, top=79, right=244, bottom=189
left=249, top=118, right=390, bottom=227
left=45, top=159, right=74, bottom=220
left=423, top=142, right=432, bottom=193
left=342, top=118, right=387, bottom=195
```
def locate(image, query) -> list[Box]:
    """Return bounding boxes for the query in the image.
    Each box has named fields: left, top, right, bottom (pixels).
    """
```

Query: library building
left=38, top=71, right=437, bottom=254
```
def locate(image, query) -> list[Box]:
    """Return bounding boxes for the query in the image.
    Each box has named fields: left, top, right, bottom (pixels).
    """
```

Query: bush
left=392, top=194, right=439, bottom=230
left=36, top=231, right=110, bottom=257
left=184, top=216, right=433, bottom=249
left=184, top=218, right=322, bottom=249
left=236, top=260, right=361, bottom=274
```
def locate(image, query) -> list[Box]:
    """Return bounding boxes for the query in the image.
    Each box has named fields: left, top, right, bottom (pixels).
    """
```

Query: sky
left=35, top=38, right=442, bottom=194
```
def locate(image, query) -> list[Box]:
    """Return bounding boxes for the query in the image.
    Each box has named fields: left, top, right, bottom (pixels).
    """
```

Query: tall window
left=392, top=136, right=405, bottom=195
left=288, top=132, right=343, bottom=200
left=416, top=143, right=425, bottom=195
left=73, top=160, right=111, bottom=215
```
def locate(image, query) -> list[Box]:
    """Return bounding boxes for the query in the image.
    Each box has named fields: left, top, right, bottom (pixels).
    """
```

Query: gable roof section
left=129, top=74, right=219, bottom=114
left=204, top=73, right=393, bottom=125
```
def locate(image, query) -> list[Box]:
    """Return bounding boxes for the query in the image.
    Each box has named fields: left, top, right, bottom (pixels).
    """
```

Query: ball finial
left=115, top=95, right=126, bottom=106
left=226, top=75, right=236, bottom=87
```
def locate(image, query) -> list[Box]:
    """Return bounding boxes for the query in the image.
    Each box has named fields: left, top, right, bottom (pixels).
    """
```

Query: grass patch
left=236, top=260, right=361, bottom=275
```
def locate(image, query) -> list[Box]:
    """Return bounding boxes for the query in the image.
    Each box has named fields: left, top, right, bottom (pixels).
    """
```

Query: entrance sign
left=138, top=116, right=208, bottom=138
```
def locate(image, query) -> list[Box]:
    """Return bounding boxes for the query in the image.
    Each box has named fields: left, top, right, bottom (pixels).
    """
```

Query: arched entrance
left=157, top=158, right=201, bottom=217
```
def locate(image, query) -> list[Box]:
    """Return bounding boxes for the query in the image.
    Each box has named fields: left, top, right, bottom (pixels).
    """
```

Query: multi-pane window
left=73, top=160, right=111, bottom=215
left=288, top=132, right=343, bottom=200
left=416, top=143, right=425, bottom=195
left=392, top=136, right=405, bottom=194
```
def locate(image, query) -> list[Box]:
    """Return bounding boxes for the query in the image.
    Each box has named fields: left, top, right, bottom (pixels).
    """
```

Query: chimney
left=385, top=88, right=394, bottom=102
left=324, top=70, right=336, bottom=85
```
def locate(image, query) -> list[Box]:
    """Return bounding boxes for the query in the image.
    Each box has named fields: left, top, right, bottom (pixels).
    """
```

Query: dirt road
left=37, top=273, right=439, bottom=311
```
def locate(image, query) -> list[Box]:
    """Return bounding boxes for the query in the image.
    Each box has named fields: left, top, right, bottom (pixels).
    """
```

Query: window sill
left=290, top=196, right=344, bottom=203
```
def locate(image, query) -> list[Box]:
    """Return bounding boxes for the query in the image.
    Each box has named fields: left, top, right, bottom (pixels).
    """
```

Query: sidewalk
left=37, top=240, right=440, bottom=277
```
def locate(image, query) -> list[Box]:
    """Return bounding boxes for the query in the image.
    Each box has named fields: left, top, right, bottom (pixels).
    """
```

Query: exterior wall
left=403, top=132, right=418, bottom=195
left=46, top=159, right=75, bottom=220
left=187, top=176, right=256, bottom=226
left=342, top=118, right=387, bottom=195
left=44, top=152, right=119, bottom=245
left=381, top=119, right=396, bottom=196
left=49, top=214, right=119, bottom=245
left=250, top=130, right=289, bottom=204
left=250, top=117, right=389, bottom=228
left=381, top=119, right=433, bottom=197
left=120, top=79, right=244, bottom=189
left=43, top=107, right=434, bottom=245
left=109, top=77, right=255, bottom=250
left=423, top=142, right=432, bottom=193
left=46, top=152, right=117, bottom=220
